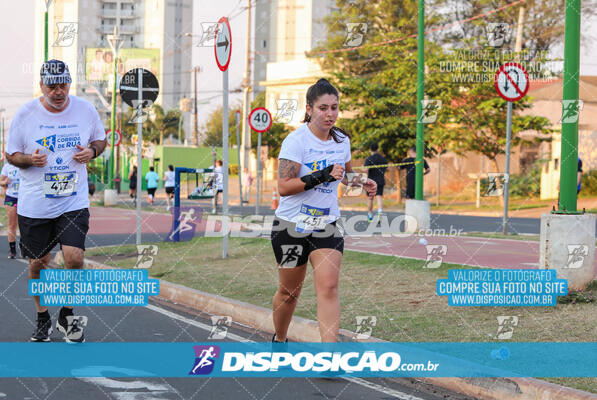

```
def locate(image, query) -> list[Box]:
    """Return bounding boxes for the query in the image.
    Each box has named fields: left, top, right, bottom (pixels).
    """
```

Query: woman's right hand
left=330, top=164, right=345, bottom=181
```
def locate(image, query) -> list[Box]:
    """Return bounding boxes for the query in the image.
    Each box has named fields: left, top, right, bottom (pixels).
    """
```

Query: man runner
left=0, top=161, right=21, bottom=258
left=6, top=60, right=106, bottom=342
left=364, top=143, right=388, bottom=221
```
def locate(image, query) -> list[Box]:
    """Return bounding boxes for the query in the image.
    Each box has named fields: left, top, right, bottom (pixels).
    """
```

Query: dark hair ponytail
left=303, top=78, right=350, bottom=143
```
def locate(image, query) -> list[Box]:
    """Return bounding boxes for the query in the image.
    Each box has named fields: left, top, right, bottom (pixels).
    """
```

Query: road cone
left=271, top=189, right=279, bottom=210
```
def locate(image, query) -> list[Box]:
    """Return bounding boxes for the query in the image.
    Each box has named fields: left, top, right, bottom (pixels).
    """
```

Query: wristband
left=301, top=164, right=336, bottom=191
left=90, top=145, right=97, bottom=159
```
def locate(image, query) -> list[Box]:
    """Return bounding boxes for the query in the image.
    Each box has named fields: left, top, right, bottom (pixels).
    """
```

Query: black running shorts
left=165, top=186, right=175, bottom=195
left=18, top=208, right=90, bottom=259
left=270, top=217, right=344, bottom=268
left=375, top=183, right=384, bottom=196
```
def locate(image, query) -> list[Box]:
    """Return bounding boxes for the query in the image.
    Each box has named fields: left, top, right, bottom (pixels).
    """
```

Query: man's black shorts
left=270, top=217, right=344, bottom=268
left=375, top=183, right=384, bottom=196
left=18, top=208, right=90, bottom=259
left=148, top=188, right=157, bottom=196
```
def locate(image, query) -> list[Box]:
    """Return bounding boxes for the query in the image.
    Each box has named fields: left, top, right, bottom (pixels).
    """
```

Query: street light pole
left=193, top=66, right=199, bottom=146
left=44, top=1, right=53, bottom=61
left=415, top=0, right=425, bottom=200
left=559, top=0, right=581, bottom=213
left=241, top=0, right=252, bottom=174
left=107, top=27, right=124, bottom=190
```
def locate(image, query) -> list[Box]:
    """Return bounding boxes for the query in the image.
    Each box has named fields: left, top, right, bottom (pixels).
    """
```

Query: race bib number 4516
left=43, top=172, right=78, bottom=198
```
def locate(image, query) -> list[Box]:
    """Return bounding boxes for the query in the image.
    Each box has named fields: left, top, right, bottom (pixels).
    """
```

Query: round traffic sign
left=494, top=62, right=529, bottom=102
left=214, top=17, right=232, bottom=72
left=119, top=68, right=160, bottom=108
left=248, top=107, right=272, bottom=133
left=106, top=129, right=121, bottom=146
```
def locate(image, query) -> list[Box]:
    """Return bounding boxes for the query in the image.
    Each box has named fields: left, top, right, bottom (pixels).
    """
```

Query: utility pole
left=193, top=66, right=199, bottom=146
left=107, top=26, right=124, bottom=190
left=241, top=0, right=252, bottom=174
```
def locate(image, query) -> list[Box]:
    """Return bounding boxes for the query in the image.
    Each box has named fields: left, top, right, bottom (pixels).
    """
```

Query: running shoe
left=57, top=315, right=86, bottom=343
left=367, top=213, right=373, bottom=222
left=8, top=252, right=16, bottom=259
left=30, top=318, right=52, bottom=342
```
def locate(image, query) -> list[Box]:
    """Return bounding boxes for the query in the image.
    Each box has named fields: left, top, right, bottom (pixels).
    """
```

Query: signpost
left=215, top=17, right=232, bottom=259
left=120, top=68, right=159, bottom=245
left=236, top=110, right=243, bottom=205
left=248, top=107, right=272, bottom=215
left=494, top=62, right=529, bottom=234
left=105, top=129, right=122, bottom=147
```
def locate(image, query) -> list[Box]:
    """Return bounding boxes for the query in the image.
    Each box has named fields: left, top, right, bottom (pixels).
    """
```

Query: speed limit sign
left=248, top=107, right=272, bottom=132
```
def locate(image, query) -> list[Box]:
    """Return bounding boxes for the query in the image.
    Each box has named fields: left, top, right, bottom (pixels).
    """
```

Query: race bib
left=43, top=172, right=78, bottom=198
left=295, top=204, right=330, bottom=233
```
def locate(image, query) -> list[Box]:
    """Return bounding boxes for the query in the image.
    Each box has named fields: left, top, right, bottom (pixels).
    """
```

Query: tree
left=431, top=0, right=597, bottom=60
left=121, top=104, right=184, bottom=145
left=152, top=104, right=184, bottom=144
left=316, top=0, right=555, bottom=167
left=200, top=103, right=242, bottom=147
left=314, top=0, right=458, bottom=162
left=249, top=92, right=291, bottom=158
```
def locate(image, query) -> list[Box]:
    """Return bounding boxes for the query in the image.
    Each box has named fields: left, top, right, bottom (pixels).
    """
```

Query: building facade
left=258, top=0, right=335, bottom=127
left=34, top=0, right=192, bottom=118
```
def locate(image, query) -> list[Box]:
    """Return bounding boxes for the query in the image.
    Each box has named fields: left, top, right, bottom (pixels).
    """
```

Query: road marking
left=465, top=240, right=498, bottom=245
left=15, top=252, right=428, bottom=399
left=145, top=304, right=251, bottom=343
left=147, top=303, right=427, bottom=399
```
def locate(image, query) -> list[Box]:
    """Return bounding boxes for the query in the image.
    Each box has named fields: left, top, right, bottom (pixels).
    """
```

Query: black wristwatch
left=90, top=145, right=97, bottom=159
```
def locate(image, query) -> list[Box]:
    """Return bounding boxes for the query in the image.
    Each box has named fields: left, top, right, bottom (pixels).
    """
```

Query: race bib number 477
left=43, top=172, right=78, bottom=198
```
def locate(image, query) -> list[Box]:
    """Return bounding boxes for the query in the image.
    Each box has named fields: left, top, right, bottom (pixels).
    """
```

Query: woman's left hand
left=363, top=179, right=377, bottom=198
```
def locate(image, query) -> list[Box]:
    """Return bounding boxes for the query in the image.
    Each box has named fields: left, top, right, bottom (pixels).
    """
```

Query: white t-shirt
left=164, top=170, right=175, bottom=187
left=6, top=95, right=105, bottom=218
left=210, top=165, right=224, bottom=191
left=275, top=123, right=351, bottom=225
left=1, top=163, right=20, bottom=198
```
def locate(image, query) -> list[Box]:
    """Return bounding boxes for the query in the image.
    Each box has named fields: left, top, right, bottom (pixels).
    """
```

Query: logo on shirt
left=300, top=204, right=328, bottom=217
left=36, top=134, right=56, bottom=152
left=305, top=159, right=327, bottom=172
left=56, top=133, right=82, bottom=150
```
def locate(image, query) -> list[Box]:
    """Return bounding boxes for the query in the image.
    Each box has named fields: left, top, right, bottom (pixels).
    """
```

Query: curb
left=74, top=255, right=596, bottom=400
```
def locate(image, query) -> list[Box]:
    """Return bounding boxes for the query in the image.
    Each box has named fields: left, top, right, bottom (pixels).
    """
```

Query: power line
left=310, top=0, right=527, bottom=56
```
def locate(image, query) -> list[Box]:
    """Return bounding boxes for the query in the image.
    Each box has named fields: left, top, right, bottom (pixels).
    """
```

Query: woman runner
left=271, top=78, right=377, bottom=342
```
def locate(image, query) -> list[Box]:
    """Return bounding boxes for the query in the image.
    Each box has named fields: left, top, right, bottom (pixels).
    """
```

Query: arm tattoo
left=278, top=158, right=301, bottom=179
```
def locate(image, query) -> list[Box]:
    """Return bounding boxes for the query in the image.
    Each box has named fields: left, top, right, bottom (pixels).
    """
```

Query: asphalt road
left=0, top=243, right=476, bottom=400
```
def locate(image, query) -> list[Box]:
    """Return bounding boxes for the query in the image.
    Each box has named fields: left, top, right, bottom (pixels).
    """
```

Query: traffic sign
left=248, top=107, right=272, bottom=132
left=106, top=129, right=121, bottom=146
left=119, top=68, right=159, bottom=108
left=214, top=17, right=232, bottom=72
left=494, top=62, right=529, bottom=102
